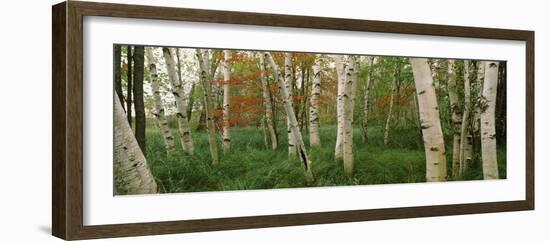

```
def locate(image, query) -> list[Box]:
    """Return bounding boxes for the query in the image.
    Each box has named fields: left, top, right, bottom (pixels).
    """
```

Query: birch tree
left=480, top=61, right=499, bottom=179
left=447, top=60, right=462, bottom=177
left=361, top=57, right=374, bottom=143
left=222, top=50, right=232, bottom=151
left=145, top=47, right=175, bottom=154
left=410, top=58, right=447, bottom=182
left=284, top=53, right=297, bottom=158
left=309, top=55, right=321, bottom=147
left=384, top=64, right=398, bottom=145
left=196, top=49, right=219, bottom=164
left=162, top=47, right=194, bottom=155
left=334, top=55, right=347, bottom=160
left=459, top=60, right=473, bottom=174
left=114, top=93, right=157, bottom=195
left=259, top=54, right=278, bottom=149
left=473, top=61, right=486, bottom=134
left=266, top=52, right=314, bottom=184
left=343, top=56, right=357, bottom=176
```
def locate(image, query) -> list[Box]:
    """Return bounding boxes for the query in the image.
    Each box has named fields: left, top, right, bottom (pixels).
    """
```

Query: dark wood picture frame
left=52, top=1, right=535, bottom=240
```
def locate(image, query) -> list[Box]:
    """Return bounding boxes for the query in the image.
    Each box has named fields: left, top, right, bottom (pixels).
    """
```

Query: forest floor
left=144, top=125, right=507, bottom=194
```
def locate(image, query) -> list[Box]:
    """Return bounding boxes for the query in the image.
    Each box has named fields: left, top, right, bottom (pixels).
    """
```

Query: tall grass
left=143, top=124, right=506, bottom=194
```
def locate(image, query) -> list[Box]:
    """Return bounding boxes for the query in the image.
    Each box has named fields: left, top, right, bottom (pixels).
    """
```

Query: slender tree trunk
left=114, top=45, right=124, bottom=107
left=162, top=47, right=194, bottom=155
left=133, top=46, right=146, bottom=154
left=481, top=62, right=499, bottom=179
left=114, top=93, right=157, bottom=195
left=284, top=53, right=297, bottom=158
left=447, top=60, right=463, bottom=177
left=383, top=65, right=398, bottom=145
left=410, top=58, right=447, bottom=182
left=186, top=83, right=196, bottom=122
left=265, top=52, right=314, bottom=184
left=361, top=57, right=374, bottom=143
left=334, top=56, right=347, bottom=160
left=459, top=60, right=472, bottom=174
left=222, top=50, right=232, bottom=151
left=145, top=47, right=175, bottom=154
left=126, top=46, right=133, bottom=127
left=196, top=49, right=219, bottom=165
left=259, top=54, right=278, bottom=149
left=309, top=55, right=321, bottom=147
left=343, top=56, right=357, bottom=177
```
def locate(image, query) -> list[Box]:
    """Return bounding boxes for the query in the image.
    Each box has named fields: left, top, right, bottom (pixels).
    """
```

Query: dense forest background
left=113, top=45, right=506, bottom=195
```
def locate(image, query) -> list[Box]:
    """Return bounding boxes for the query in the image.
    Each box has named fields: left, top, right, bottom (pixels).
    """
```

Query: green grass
left=143, top=124, right=506, bottom=194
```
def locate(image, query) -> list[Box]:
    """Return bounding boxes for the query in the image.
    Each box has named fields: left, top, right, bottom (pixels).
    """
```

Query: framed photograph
left=52, top=1, right=534, bottom=240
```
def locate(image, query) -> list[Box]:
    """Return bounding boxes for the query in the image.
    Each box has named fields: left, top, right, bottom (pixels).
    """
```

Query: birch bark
left=259, top=54, right=278, bottom=149
left=284, top=53, right=297, bottom=158
left=334, top=56, right=347, bottom=160
left=447, top=60, right=463, bottom=177
left=309, top=55, right=321, bottom=147
left=383, top=65, right=398, bottom=145
left=343, top=56, right=357, bottom=176
left=196, top=49, right=219, bottom=164
left=114, top=93, right=157, bottom=195
left=162, top=47, right=194, bottom=155
left=410, top=58, right=447, bottom=182
left=145, top=47, right=175, bottom=154
left=459, top=61, right=472, bottom=174
left=266, top=52, right=314, bottom=184
left=481, top=61, right=499, bottom=179
left=222, top=50, right=232, bottom=151
left=361, top=57, right=374, bottom=143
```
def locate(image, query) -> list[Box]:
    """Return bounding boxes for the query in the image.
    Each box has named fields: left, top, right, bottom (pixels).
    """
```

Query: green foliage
left=144, top=124, right=506, bottom=194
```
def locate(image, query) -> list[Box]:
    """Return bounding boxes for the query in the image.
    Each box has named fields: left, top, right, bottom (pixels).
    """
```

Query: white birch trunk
left=162, top=47, right=194, bottom=155
left=480, top=61, right=499, bottom=179
left=309, top=55, right=321, bottom=147
left=259, top=54, right=278, bottom=149
left=383, top=66, right=398, bottom=145
left=222, top=50, right=231, bottom=151
left=459, top=60, right=472, bottom=174
left=343, top=56, right=357, bottom=176
left=362, top=57, right=374, bottom=143
left=447, top=60, right=462, bottom=177
left=474, top=61, right=486, bottom=133
left=334, top=55, right=347, bottom=160
left=114, top=93, right=157, bottom=195
left=145, top=48, right=175, bottom=154
left=284, top=53, right=296, bottom=158
left=266, top=52, right=314, bottom=184
left=196, top=49, right=219, bottom=165
left=410, top=58, right=447, bottom=182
